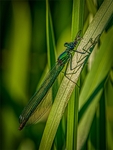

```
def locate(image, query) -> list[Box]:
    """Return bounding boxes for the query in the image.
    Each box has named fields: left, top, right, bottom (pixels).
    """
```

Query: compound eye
left=64, top=42, right=68, bottom=47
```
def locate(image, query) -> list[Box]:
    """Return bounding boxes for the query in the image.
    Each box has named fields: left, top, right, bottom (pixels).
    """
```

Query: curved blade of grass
left=39, top=1, right=113, bottom=150
left=66, top=0, right=85, bottom=150
left=46, top=0, right=58, bottom=101
left=86, top=0, right=97, bottom=15
left=105, top=70, right=113, bottom=149
left=77, top=27, right=113, bottom=150
left=46, top=0, right=56, bottom=69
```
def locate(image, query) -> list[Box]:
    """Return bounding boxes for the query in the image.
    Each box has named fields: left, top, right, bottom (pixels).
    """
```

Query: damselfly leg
left=77, top=34, right=100, bottom=64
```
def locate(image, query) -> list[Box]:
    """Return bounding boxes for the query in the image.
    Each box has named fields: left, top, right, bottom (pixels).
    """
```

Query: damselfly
left=19, top=31, right=83, bottom=130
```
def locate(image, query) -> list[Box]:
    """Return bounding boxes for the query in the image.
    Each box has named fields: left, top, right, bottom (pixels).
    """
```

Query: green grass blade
left=77, top=27, right=113, bottom=150
left=66, top=91, right=75, bottom=150
left=105, top=69, right=113, bottom=149
left=71, top=0, right=85, bottom=36
left=46, top=0, right=56, bottom=69
left=46, top=0, right=58, bottom=101
left=66, top=0, right=85, bottom=150
left=86, top=0, right=97, bottom=15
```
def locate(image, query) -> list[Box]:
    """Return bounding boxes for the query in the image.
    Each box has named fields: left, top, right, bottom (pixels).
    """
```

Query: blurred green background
left=1, top=1, right=73, bottom=150
left=1, top=0, right=113, bottom=150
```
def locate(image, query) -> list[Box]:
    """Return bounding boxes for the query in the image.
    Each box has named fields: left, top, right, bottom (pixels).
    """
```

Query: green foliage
left=1, top=0, right=113, bottom=150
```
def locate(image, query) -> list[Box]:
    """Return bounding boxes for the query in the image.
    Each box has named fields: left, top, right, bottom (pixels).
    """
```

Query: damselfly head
left=64, top=30, right=82, bottom=49
left=64, top=42, right=75, bottom=50
left=64, top=42, right=68, bottom=47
